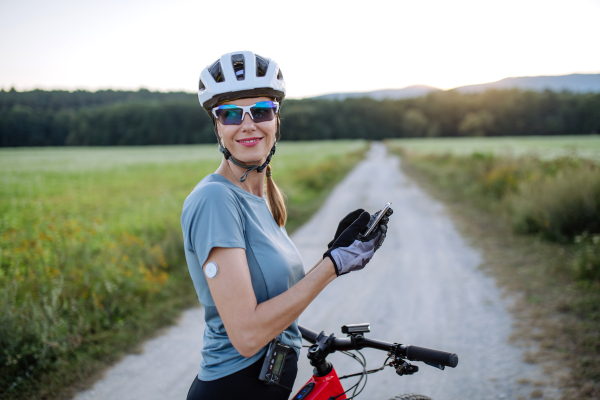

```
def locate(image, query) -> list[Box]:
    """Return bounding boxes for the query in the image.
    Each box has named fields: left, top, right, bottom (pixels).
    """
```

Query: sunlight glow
left=0, top=0, right=599, bottom=97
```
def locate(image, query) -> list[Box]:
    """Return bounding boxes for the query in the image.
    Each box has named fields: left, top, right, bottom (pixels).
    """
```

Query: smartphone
left=364, top=202, right=392, bottom=236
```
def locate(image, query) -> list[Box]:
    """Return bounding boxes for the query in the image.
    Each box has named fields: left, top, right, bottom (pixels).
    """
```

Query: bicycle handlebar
left=405, top=345, right=458, bottom=368
left=299, top=325, right=458, bottom=368
left=299, top=325, right=319, bottom=342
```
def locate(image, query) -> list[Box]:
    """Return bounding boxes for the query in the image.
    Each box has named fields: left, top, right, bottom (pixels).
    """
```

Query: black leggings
left=186, top=351, right=298, bottom=400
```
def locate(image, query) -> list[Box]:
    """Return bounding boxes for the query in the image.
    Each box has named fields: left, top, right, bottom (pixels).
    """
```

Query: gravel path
left=73, top=142, right=554, bottom=400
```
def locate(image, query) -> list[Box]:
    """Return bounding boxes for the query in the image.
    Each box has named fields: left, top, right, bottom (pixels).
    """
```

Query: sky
left=1, top=0, right=599, bottom=98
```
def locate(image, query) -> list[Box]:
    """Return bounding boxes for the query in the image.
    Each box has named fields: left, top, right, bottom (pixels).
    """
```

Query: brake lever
left=424, top=362, right=445, bottom=370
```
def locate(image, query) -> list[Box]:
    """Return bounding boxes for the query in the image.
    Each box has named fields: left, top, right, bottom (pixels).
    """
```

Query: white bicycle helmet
left=198, top=51, right=286, bottom=182
left=198, top=50, right=286, bottom=113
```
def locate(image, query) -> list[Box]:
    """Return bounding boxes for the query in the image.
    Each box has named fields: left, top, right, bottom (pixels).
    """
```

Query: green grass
left=387, top=135, right=600, bottom=161
left=386, top=140, right=600, bottom=399
left=0, top=140, right=367, bottom=400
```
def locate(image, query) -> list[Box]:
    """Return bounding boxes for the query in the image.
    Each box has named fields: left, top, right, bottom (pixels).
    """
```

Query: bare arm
left=305, top=258, right=323, bottom=275
left=204, top=247, right=336, bottom=358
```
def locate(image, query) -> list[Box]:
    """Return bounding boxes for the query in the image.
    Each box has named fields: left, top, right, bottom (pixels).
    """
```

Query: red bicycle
left=292, top=323, right=459, bottom=400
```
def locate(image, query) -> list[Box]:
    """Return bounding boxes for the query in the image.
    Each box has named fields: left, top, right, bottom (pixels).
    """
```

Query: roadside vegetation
left=0, top=140, right=367, bottom=400
left=386, top=137, right=600, bottom=399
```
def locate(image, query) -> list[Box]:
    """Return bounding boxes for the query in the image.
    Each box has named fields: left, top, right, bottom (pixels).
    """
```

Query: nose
left=240, top=111, right=256, bottom=129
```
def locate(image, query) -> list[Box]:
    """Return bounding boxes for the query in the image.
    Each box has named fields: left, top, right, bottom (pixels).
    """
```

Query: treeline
left=0, top=88, right=203, bottom=146
left=1, top=88, right=599, bottom=146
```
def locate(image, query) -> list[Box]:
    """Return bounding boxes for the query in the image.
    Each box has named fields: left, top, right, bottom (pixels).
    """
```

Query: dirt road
left=74, top=142, right=555, bottom=400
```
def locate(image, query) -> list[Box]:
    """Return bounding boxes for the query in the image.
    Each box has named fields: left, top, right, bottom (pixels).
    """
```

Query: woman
left=181, top=51, right=389, bottom=400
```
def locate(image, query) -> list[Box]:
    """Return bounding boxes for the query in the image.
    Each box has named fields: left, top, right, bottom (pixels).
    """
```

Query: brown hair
left=265, top=164, right=287, bottom=227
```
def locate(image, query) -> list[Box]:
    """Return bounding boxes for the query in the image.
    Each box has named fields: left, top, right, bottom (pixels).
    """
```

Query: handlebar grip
left=405, top=345, right=459, bottom=368
left=298, top=325, right=319, bottom=344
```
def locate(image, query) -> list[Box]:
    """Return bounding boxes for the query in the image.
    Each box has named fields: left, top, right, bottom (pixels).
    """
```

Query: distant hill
left=310, top=73, right=600, bottom=101
left=453, top=73, right=600, bottom=94
left=310, top=85, right=442, bottom=101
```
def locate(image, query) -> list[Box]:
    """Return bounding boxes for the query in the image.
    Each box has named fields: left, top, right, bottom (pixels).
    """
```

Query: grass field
left=387, top=137, right=600, bottom=398
left=0, top=140, right=367, bottom=400
left=387, top=135, right=600, bottom=161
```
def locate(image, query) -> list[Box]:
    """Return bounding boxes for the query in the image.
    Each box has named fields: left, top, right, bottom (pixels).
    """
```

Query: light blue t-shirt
left=181, top=173, right=305, bottom=381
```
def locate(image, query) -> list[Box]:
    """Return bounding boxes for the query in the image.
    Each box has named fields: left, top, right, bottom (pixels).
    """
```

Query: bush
left=572, top=234, right=600, bottom=282
left=510, top=166, right=600, bottom=242
left=392, top=144, right=600, bottom=272
left=0, top=194, right=193, bottom=395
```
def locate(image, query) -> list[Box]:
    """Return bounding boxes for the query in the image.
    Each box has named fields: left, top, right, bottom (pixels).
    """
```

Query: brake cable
left=332, top=350, right=367, bottom=400
left=338, top=354, right=392, bottom=380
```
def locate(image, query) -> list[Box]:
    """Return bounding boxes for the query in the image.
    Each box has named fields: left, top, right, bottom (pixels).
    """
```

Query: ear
left=212, top=120, right=224, bottom=148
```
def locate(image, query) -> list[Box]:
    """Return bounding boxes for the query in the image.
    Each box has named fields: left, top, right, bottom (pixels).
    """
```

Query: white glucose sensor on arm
left=204, top=262, right=219, bottom=279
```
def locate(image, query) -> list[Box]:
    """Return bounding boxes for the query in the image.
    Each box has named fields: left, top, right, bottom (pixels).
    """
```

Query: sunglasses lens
left=215, top=106, right=243, bottom=125
left=250, top=101, right=277, bottom=123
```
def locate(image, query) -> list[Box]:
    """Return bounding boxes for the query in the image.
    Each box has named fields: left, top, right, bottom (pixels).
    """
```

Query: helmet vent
left=208, top=60, right=225, bottom=83
left=198, top=79, right=206, bottom=91
left=256, top=54, right=269, bottom=77
left=277, top=69, right=284, bottom=80
left=231, top=54, right=245, bottom=81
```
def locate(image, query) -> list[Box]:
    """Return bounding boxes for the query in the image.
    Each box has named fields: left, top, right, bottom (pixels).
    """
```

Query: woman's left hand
left=327, top=209, right=365, bottom=248
left=323, top=206, right=392, bottom=276
left=323, top=212, right=378, bottom=276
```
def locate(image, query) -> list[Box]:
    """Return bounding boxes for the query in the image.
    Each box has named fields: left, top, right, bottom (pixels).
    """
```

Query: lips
left=236, top=137, right=263, bottom=147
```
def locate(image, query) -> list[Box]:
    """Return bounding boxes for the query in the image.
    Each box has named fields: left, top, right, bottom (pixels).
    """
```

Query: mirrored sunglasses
left=212, top=101, right=279, bottom=125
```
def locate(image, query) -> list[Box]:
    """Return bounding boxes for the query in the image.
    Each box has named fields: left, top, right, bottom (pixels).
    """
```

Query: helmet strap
left=226, top=144, right=276, bottom=182
left=214, top=122, right=278, bottom=183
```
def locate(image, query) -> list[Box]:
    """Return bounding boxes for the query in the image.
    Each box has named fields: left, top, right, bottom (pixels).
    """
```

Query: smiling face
left=215, top=96, right=278, bottom=165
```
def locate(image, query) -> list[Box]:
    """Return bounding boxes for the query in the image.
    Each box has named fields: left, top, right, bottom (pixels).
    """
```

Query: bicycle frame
left=292, top=366, right=346, bottom=400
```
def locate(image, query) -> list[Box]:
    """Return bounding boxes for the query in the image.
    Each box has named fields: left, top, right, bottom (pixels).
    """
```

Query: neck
left=217, top=158, right=266, bottom=197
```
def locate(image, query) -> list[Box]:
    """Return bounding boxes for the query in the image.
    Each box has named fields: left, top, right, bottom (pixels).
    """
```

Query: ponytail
left=265, top=164, right=287, bottom=227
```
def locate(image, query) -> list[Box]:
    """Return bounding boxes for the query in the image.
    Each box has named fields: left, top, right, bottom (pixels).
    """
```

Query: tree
left=458, top=111, right=495, bottom=137
left=401, top=109, right=429, bottom=137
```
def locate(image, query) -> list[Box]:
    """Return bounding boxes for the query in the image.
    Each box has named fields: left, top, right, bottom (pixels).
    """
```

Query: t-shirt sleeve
left=181, top=182, right=246, bottom=269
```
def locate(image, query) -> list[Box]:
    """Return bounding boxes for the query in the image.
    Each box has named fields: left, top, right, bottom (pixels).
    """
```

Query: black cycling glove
left=327, top=208, right=365, bottom=248
left=324, top=211, right=387, bottom=276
